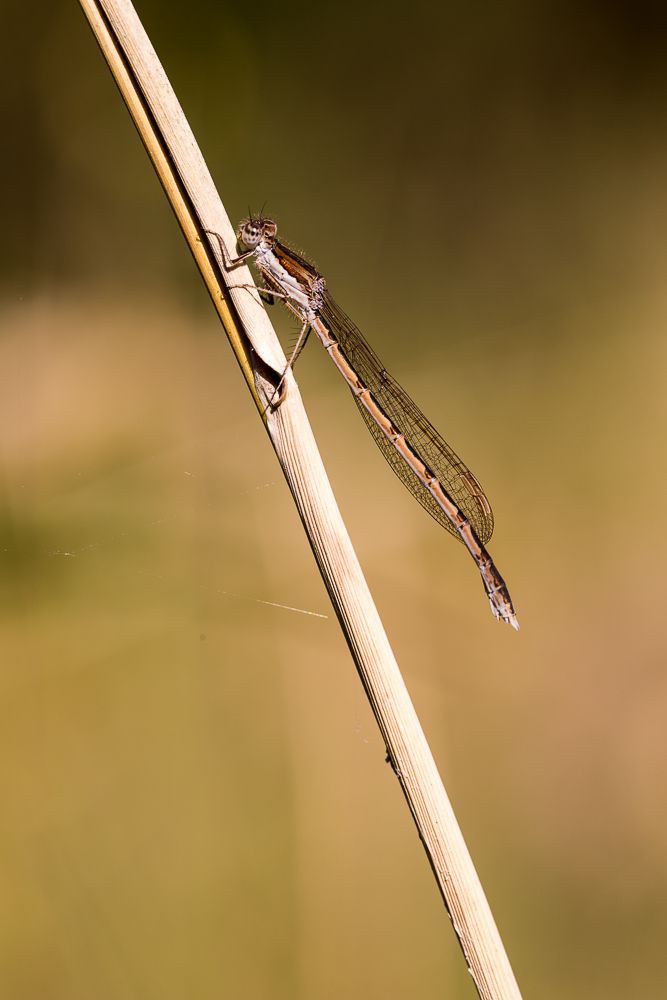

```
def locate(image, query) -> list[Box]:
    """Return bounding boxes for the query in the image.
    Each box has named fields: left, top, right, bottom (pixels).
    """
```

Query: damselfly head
left=237, top=217, right=278, bottom=250
left=237, top=219, right=262, bottom=249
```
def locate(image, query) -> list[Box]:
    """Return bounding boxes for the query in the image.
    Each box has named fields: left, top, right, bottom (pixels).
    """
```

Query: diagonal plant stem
left=77, top=2, right=523, bottom=997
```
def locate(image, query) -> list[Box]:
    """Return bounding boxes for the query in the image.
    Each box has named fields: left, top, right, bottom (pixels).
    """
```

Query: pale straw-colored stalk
left=77, top=3, right=523, bottom=996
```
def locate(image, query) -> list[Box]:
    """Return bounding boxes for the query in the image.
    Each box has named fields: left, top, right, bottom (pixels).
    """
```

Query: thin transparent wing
left=319, top=292, right=494, bottom=544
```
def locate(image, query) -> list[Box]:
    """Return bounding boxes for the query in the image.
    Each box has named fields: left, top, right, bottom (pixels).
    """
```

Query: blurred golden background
left=2, top=1, right=666, bottom=997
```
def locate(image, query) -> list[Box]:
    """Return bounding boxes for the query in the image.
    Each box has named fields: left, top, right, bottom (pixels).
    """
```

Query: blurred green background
left=2, top=1, right=666, bottom=997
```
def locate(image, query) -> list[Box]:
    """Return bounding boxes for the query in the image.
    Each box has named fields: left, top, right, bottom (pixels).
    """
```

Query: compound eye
left=240, top=225, right=258, bottom=248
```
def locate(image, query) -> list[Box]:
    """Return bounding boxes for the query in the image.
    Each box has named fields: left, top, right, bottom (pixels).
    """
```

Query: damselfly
left=206, top=218, right=519, bottom=629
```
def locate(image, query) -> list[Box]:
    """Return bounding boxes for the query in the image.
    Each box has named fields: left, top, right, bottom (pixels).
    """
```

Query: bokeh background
left=2, top=1, right=667, bottom=997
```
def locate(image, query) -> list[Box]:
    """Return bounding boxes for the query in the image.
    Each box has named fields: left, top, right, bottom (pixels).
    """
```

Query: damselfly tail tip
left=489, top=597, right=520, bottom=631
left=500, top=606, right=520, bottom=630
